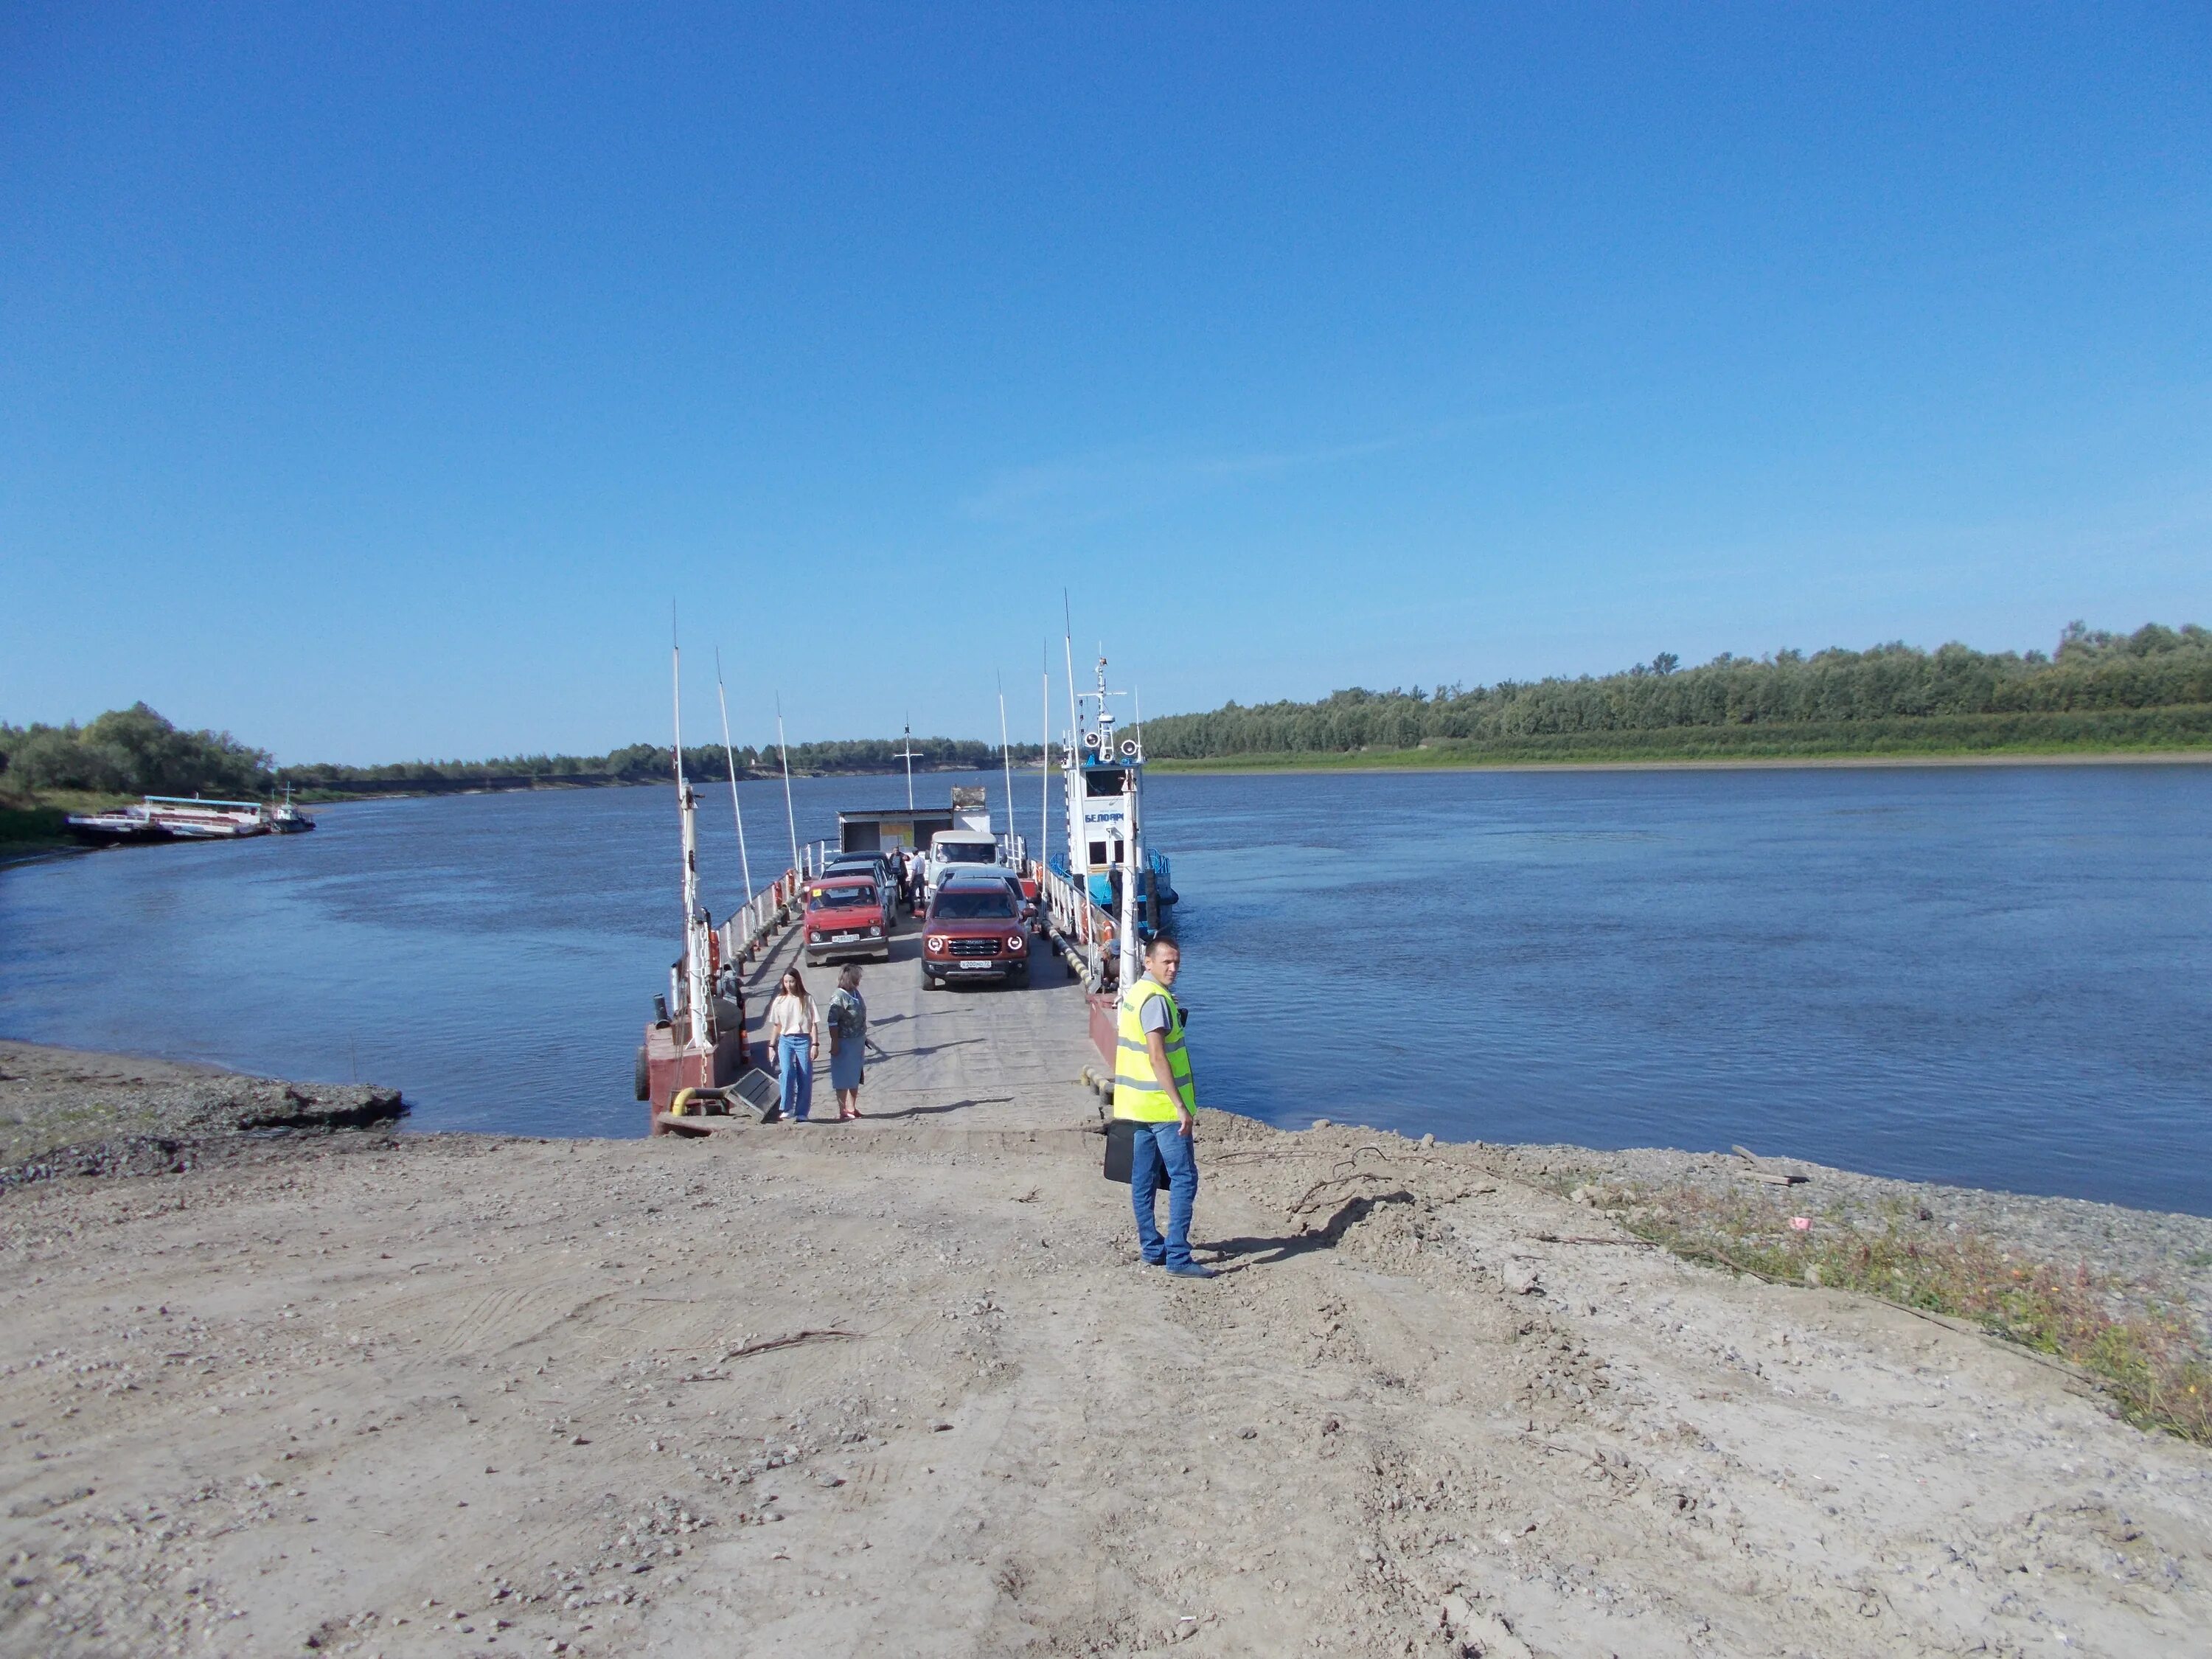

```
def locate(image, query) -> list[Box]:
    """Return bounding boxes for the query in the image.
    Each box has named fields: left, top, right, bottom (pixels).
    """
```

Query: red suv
left=804, top=875, right=893, bottom=965
left=922, top=877, right=1031, bottom=989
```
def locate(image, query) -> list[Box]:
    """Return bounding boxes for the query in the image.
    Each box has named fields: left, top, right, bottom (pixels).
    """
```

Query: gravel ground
left=1, top=1102, right=2211, bottom=1652
left=0, top=1041, right=404, bottom=1187
left=5, top=1026, right=2212, bottom=1657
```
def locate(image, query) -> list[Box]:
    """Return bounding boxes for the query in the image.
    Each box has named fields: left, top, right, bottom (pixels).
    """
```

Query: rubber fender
left=633, top=1046, right=651, bottom=1102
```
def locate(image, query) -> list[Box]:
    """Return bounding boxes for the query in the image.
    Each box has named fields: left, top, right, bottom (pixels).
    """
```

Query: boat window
left=931, top=890, right=1017, bottom=920
left=1085, top=768, right=1125, bottom=797
left=1088, top=840, right=1109, bottom=865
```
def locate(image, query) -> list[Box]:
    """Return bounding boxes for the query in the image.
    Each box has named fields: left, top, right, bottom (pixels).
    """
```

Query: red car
left=921, top=877, right=1031, bottom=989
left=804, top=875, right=893, bottom=965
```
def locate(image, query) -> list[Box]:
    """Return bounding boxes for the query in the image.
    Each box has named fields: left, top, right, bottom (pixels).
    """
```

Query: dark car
left=921, top=879, right=1031, bottom=989
left=940, top=867, right=1041, bottom=932
left=804, top=875, right=894, bottom=964
left=823, top=850, right=894, bottom=890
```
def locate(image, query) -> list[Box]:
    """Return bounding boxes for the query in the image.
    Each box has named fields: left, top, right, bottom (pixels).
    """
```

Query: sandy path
left=4, top=916, right=2209, bottom=1656
left=4, top=1107, right=2211, bottom=1658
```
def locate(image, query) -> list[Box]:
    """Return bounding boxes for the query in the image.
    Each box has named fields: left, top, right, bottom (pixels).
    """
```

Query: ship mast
left=895, top=717, right=922, bottom=811
left=672, top=639, right=713, bottom=1054
left=714, top=647, right=754, bottom=905
left=1101, top=655, right=1144, bottom=990
left=775, top=695, right=801, bottom=875
left=1040, top=646, right=1051, bottom=876
left=998, top=675, right=1016, bottom=860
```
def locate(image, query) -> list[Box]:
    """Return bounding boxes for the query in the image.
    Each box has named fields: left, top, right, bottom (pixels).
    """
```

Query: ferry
left=637, top=635, right=1182, bottom=1129
left=63, top=794, right=314, bottom=846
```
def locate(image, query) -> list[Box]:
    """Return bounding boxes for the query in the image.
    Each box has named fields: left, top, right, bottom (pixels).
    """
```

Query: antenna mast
left=1062, top=592, right=1080, bottom=755
left=895, top=717, right=922, bottom=810
left=998, top=674, right=1015, bottom=858
left=714, top=647, right=754, bottom=905
left=1040, top=642, right=1050, bottom=874
left=672, top=626, right=711, bottom=1054
left=775, top=694, right=801, bottom=875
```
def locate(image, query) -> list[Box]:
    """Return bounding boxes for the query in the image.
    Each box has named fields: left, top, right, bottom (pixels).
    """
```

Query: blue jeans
left=1127, top=1120, right=1198, bottom=1268
left=776, top=1034, right=814, bottom=1122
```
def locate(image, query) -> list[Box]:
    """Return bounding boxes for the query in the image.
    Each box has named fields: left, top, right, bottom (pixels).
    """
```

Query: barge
left=64, top=794, right=316, bottom=846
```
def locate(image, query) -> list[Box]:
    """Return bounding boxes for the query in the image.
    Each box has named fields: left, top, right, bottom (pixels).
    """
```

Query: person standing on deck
left=1113, top=936, right=1213, bottom=1279
left=766, top=967, right=821, bottom=1124
left=827, top=964, right=869, bottom=1121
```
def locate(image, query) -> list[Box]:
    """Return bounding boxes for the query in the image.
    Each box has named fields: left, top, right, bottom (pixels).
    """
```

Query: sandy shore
left=0, top=1041, right=403, bottom=1184
left=3, top=1049, right=2211, bottom=1656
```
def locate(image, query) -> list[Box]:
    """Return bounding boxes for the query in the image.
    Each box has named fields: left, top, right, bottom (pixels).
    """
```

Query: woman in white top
left=766, top=967, right=821, bottom=1123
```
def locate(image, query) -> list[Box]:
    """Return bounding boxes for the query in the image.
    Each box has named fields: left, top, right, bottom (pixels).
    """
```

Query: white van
left=924, top=829, right=1001, bottom=901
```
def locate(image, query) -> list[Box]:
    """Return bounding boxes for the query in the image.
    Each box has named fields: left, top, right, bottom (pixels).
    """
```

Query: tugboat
left=1046, top=650, right=1178, bottom=994
left=1057, top=655, right=1175, bottom=905
left=269, top=784, right=316, bottom=833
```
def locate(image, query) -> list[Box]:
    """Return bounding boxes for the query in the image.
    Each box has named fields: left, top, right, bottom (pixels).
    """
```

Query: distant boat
left=63, top=794, right=313, bottom=846
left=269, top=785, right=316, bottom=834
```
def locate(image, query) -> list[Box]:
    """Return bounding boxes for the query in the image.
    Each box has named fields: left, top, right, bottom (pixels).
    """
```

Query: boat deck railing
left=1035, top=858, right=1121, bottom=990
left=716, top=866, right=806, bottom=971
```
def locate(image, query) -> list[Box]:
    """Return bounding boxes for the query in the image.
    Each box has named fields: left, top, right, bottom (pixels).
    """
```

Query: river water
left=2, top=764, right=2207, bottom=1214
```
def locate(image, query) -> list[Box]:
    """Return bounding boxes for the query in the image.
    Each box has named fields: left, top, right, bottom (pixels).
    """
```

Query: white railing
left=715, top=864, right=806, bottom=970
left=1034, top=857, right=1121, bottom=990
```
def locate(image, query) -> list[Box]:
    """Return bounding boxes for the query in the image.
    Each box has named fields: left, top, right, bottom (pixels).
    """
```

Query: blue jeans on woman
left=1127, top=1121, right=1198, bottom=1268
left=776, top=1034, right=814, bottom=1122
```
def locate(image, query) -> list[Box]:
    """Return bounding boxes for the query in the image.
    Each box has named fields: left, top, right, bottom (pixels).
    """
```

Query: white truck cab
left=924, top=829, right=1001, bottom=901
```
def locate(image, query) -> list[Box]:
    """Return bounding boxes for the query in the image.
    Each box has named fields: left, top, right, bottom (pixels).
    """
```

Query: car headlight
left=926, top=935, right=947, bottom=954
left=1006, top=933, right=1026, bottom=952
left=867, top=925, right=883, bottom=937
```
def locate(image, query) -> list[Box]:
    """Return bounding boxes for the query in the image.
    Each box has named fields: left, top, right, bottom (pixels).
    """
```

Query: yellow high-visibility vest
left=1113, top=975, right=1195, bottom=1122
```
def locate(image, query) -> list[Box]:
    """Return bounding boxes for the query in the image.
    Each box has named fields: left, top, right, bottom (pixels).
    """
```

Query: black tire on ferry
left=633, top=1046, right=650, bottom=1102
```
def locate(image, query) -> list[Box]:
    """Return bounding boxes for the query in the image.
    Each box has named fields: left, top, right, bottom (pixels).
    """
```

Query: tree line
left=282, top=735, right=1042, bottom=792
left=9, top=623, right=2205, bottom=799
left=0, top=706, right=1041, bottom=801
left=1137, top=622, right=2212, bottom=759
left=0, top=703, right=274, bottom=799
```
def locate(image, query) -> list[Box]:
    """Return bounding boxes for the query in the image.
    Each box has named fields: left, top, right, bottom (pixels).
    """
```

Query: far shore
left=9, top=746, right=2209, bottom=840
left=1152, top=746, right=2212, bottom=777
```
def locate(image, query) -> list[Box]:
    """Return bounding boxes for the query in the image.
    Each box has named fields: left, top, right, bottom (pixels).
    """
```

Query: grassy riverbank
left=0, top=788, right=130, bottom=850
left=1150, top=706, right=2212, bottom=772
left=1520, top=1151, right=2212, bottom=1447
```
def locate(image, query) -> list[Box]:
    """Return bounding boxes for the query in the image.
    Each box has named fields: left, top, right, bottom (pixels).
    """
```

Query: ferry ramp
left=733, top=902, right=1103, bottom=1135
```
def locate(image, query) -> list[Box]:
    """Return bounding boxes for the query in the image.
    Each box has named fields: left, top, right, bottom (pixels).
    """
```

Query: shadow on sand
left=1198, top=1189, right=1416, bottom=1272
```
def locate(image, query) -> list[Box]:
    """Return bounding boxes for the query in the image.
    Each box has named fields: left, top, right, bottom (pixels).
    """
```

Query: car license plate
left=957, top=961, right=992, bottom=970
left=833, top=932, right=858, bottom=942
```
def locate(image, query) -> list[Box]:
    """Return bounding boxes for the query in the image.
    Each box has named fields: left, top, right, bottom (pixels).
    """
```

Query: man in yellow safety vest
left=1113, top=936, right=1213, bottom=1279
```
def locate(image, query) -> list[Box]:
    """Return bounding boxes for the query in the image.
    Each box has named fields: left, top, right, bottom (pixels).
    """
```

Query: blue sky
left=3, top=4, right=2207, bottom=762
